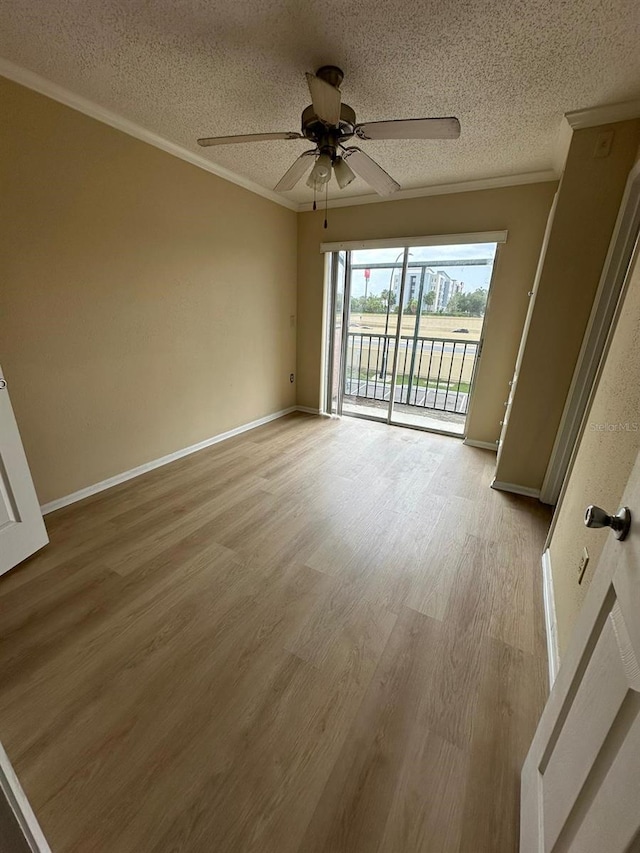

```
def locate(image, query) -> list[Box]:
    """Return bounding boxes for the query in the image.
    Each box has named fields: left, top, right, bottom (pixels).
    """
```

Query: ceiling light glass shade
left=333, top=156, right=356, bottom=189
left=306, top=173, right=324, bottom=191
left=308, top=152, right=332, bottom=186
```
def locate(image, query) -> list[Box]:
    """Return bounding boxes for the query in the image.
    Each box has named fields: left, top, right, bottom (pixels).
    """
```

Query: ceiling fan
left=197, top=66, right=460, bottom=198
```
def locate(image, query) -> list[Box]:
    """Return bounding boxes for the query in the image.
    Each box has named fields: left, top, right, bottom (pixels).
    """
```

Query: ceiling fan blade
left=197, top=131, right=302, bottom=147
left=342, top=147, right=400, bottom=196
left=274, top=150, right=317, bottom=192
left=305, top=73, right=341, bottom=125
left=355, top=117, right=461, bottom=141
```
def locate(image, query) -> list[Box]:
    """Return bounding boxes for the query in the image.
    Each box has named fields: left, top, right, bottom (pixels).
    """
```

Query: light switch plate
left=593, top=130, right=614, bottom=159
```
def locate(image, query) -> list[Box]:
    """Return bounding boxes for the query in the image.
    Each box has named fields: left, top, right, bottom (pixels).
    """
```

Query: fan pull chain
left=324, top=181, right=329, bottom=229
left=312, top=184, right=317, bottom=211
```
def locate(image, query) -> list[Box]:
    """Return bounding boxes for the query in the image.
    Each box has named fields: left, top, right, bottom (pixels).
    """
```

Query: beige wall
left=495, top=120, right=640, bottom=490
left=548, top=245, right=640, bottom=655
left=0, top=77, right=297, bottom=505
left=297, top=183, right=557, bottom=443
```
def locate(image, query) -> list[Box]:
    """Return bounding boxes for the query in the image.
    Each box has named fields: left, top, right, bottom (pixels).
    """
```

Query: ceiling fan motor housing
left=301, top=103, right=356, bottom=157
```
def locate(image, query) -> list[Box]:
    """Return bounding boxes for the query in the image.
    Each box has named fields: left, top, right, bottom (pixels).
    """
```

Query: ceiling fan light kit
left=197, top=65, right=460, bottom=199
left=308, top=152, right=333, bottom=186
left=305, top=174, right=324, bottom=193
left=333, top=156, right=356, bottom=189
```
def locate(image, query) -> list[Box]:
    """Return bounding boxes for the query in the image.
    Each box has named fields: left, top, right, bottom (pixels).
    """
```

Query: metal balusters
left=343, top=333, right=478, bottom=415
left=349, top=337, right=355, bottom=395
left=365, top=335, right=372, bottom=397
left=373, top=335, right=380, bottom=400
left=357, top=334, right=364, bottom=394
left=453, top=342, right=465, bottom=413
left=444, top=342, right=456, bottom=411
left=425, top=340, right=435, bottom=409
left=416, top=340, right=425, bottom=406
left=401, top=337, right=410, bottom=404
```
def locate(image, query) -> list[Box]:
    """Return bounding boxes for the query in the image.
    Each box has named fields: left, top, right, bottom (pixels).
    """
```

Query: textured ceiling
left=1, top=0, right=639, bottom=204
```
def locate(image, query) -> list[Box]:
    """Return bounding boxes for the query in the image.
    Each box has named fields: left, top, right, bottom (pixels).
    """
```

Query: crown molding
left=296, top=170, right=559, bottom=212
left=0, top=57, right=298, bottom=212
left=553, top=116, right=574, bottom=175
left=565, top=99, right=640, bottom=130
left=552, top=100, right=640, bottom=177
left=17, top=56, right=630, bottom=214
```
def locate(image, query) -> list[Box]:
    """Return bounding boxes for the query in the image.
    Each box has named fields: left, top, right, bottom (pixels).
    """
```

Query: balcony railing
left=344, top=332, right=479, bottom=415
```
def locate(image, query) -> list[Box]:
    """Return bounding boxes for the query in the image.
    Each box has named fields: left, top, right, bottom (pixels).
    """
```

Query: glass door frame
left=385, top=248, right=410, bottom=425
left=325, top=246, right=411, bottom=425
left=323, top=251, right=350, bottom=416
left=323, top=233, right=505, bottom=437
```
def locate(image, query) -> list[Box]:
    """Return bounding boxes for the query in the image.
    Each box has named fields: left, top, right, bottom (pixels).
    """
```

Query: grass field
left=344, top=312, right=482, bottom=389
left=346, top=368, right=471, bottom=394
left=348, top=312, right=483, bottom=341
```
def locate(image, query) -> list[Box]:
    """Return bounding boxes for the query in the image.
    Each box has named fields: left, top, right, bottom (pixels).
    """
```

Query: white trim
left=0, top=59, right=561, bottom=215
left=296, top=406, right=320, bottom=414
left=320, top=230, right=508, bottom=253
left=553, top=117, right=574, bottom=175
left=490, top=478, right=541, bottom=499
left=565, top=99, right=640, bottom=130
left=1, top=58, right=562, bottom=215
left=542, top=549, right=561, bottom=688
left=300, top=171, right=558, bottom=212
left=40, top=407, right=297, bottom=514
left=0, top=58, right=297, bottom=212
left=319, top=252, right=333, bottom=416
left=456, top=243, right=503, bottom=445
left=552, top=101, right=640, bottom=177
left=495, top=189, right=559, bottom=475
left=463, top=438, right=497, bottom=451
left=0, top=742, right=52, bottom=853
left=540, top=162, right=640, bottom=508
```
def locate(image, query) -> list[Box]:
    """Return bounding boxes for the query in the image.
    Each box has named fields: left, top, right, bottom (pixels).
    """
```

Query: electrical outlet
left=578, top=546, right=589, bottom=584
left=593, top=130, right=614, bottom=159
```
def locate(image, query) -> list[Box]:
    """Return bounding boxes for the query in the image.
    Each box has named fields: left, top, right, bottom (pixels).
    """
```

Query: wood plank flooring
left=0, top=413, right=551, bottom=852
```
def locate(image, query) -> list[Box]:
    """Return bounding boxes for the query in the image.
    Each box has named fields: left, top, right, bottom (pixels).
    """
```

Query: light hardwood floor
left=0, top=413, right=551, bottom=852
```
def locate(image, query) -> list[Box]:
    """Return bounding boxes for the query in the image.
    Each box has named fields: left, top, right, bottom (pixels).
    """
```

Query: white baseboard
left=542, top=548, right=561, bottom=688
left=40, top=406, right=298, bottom=515
left=463, top=438, right=498, bottom=451
left=490, top=478, right=541, bottom=499
left=0, top=742, right=52, bottom=852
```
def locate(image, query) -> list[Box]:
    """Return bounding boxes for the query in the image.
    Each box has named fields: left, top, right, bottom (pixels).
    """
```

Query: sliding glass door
left=342, top=246, right=406, bottom=423
left=324, top=238, right=499, bottom=437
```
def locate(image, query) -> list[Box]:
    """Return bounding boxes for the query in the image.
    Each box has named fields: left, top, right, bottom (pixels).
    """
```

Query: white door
left=0, top=366, right=48, bottom=576
left=521, top=446, right=640, bottom=852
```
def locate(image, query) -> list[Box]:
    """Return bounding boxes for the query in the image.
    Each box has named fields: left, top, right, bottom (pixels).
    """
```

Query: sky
left=343, top=242, right=498, bottom=298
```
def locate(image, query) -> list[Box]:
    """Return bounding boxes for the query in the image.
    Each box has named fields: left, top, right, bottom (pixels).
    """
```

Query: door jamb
left=0, top=742, right=52, bottom=852
left=463, top=241, right=504, bottom=442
